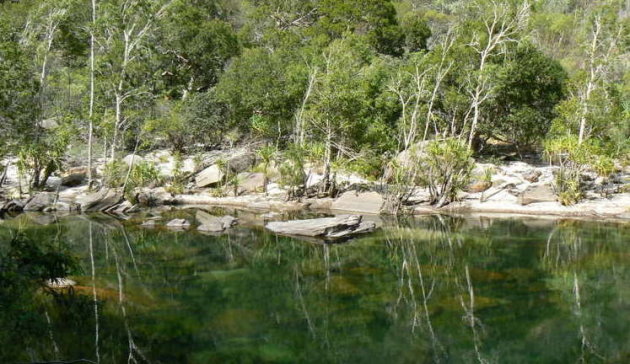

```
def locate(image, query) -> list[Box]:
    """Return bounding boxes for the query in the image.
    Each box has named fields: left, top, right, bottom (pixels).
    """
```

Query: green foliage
left=487, top=43, right=567, bottom=150
left=145, top=92, right=230, bottom=151
left=130, top=161, right=161, bottom=188
left=543, top=135, right=598, bottom=205
left=166, top=153, right=186, bottom=195
left=335, top=150, right=387, bottom=181
left=592, top=155, right=616, bottom=177
left=102, top=160, right=127, bottom=188
left=215, top=47, right=307, bottom=141
left=554, top=168, right=583, bottom=206
left=278, top=144, right=306, bottom=198
left=400, top=12, right=432, bottom=53
left=416, top=139, right=474, bottom=206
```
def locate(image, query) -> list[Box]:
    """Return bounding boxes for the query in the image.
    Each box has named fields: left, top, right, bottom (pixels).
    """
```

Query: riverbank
left=1, top=150, right=629, bottom=221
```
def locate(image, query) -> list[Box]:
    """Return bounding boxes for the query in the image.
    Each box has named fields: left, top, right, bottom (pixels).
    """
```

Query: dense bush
left=417, top=139, right=474, bottom=207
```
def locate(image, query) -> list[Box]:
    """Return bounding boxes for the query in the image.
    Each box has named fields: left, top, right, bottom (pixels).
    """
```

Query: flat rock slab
left=519, top=184, right=556, bottom=205
left=266, top=215, right=376, bottom=240
left=331, top=191, right=384, bottom=214
left=78, top=189, right=123, bottom=212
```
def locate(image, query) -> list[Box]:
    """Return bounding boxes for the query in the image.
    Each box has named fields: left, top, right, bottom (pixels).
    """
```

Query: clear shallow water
left=1, top=209, right=629, bottom=363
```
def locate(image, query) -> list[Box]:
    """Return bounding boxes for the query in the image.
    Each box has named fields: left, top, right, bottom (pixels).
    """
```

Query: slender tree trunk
left=295, top=68, right=317, bottom=146
left=578, top=17, right=601, bottom=145
left=111, top=93, right=122, bottom=161
left=88, top=0, right=97, bottom=188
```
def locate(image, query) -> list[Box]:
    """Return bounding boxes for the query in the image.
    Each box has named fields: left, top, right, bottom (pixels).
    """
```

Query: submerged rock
left=141, top=219, right=158, bottom=227
left=166, top=218, right=191, bottom=229
left=196, top=211, right=238, bottom=232
left=265, top=215, right=376, bottom=239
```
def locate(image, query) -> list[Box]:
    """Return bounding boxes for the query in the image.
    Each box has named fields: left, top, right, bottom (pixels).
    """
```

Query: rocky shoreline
left=1, top=150, right=629, bottom=221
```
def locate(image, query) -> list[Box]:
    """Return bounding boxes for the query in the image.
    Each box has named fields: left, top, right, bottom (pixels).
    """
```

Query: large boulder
left=61, top=166, right=94, bottom=187
left=195, top=164, right=225, bottom=188
left=237, top=172, right=266, bottom=194
left=77, top=189, right=123, bottom=212
left=24, top=192, right=56, bottom=211
left=123, top=154, right=144, bottom=166
left=519, top=184, right=556, bottom=205
left=266, top=215, right=376, bottom=239
left=227, top=153, right=256, bottom=174
left=331, top=191, right=384, bottom=214
left=61, top=173, right=86, bottom=187
left=136, top=187, right=172, bottom=207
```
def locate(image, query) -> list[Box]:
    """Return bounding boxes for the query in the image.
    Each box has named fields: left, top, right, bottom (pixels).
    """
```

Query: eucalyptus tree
left=17, top=0, right=74, bottom=187
left=463, top=0, right=530, bottom=149
left=95, top=0, right=173, bottom=160
left=304, top=36, right=375, bottom=191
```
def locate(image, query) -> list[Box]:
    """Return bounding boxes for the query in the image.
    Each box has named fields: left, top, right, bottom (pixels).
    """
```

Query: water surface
left=1, top=209, right=629, bottom=363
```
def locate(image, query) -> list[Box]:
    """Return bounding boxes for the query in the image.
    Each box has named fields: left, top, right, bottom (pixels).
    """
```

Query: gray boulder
left=227, top=153, right=256, bottom=174
left=266, top=215, right=376, bottom=239
left=196, top=211, right=238, bottom=232
left=523, top=170, right=542, bottom=183
left=24, top=192, right=56, bottom=211
left=198, top=221, right=225, bottom=233
left=220, top=215, right=238, bottom=228
left=123, top=154, right=144, bottom=166
left=331, top=191, right=384, bottom=214
left=195, top=164, right=225, bottom=188
left=1, top=199, right=25, bottom=213
left=61, top=173, right=86, bottom=187
left=78, top=189, right=123, bottom=212
left=237, top=172, right=266, bottom=194
left=519, top=184, right=556, bottom=205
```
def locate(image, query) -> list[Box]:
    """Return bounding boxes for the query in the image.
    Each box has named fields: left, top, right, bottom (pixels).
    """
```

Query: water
left=1, top=209, right=629, bottom=363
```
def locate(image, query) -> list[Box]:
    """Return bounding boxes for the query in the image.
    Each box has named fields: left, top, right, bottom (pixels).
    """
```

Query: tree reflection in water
left=0, top=211, right=628, bottom=363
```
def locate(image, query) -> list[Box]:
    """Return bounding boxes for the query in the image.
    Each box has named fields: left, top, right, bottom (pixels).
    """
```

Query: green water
left=1, top=209, right=629, bottom=363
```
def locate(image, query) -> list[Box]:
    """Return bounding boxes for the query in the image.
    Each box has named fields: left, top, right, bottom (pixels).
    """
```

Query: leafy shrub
left=416, top=139, right=474, bottom=206
left=544, top=135, right=619, bottom=204
left=131, top=161, right=161, bottom=188
left=554, top=168, right=583, bottom=206
left=104, top=159, right=162, bottom=202
left=335, top=150, right=387, bottom=181
left=279, top=144, right=306, bottom=199
left=592, top=155, right=616, bottom=177
left=103, top=160, right=127, bottom=188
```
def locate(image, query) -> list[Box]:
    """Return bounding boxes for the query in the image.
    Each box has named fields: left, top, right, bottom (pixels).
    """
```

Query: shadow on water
left=1, top=210, right=629, bottom=363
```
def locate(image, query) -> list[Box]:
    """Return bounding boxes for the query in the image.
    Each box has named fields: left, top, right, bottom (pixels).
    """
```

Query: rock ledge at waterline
left=266, top=215, right=376, bottom=239
left=0, top=152, right=629, bottom=220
